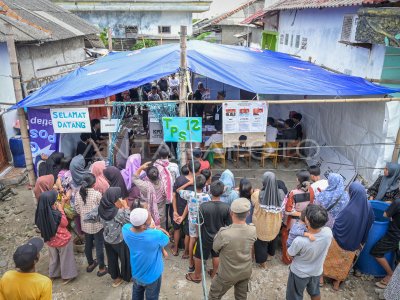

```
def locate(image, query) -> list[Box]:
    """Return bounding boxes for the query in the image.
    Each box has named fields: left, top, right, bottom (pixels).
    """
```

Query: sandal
left=187, top=265, right=195, bottom=273
left=97, top=267, right=108, bottom=277
left=185, top=273, right=201, bottom=284
left=181, top=253, right=189, bottom=259
left=375, top=280, right=389, bottom=289
left=112, top=278, right=123, bottom=288
left=86, top=260, right=98, bottom=273
left=170, top=247, right=179, bottom=256
left=208, top=269, right=215, bottom=278
left=62, top=278, right=74, bottom=285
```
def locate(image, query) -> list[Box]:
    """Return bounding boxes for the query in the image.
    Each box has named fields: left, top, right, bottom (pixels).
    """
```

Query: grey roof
left=0, top=14, right=51, bottom=42
left=0, top=0, right=100, bottom=42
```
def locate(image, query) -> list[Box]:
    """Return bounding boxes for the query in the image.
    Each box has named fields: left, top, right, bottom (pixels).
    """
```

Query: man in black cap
left=0, top=237, right=52, bottom=299
left=209, top=198, right=257, bottom=300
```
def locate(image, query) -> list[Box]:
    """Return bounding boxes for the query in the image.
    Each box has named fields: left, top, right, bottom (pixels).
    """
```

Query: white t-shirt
left=266, top=125, right=278, bottom=142
left=168, top=78, right=179, bottom=93
left=205, top=133, right=224, bottom=154
left=311, top=179, right=329, bottom=197
left=288, top=227, right=333, bottom=278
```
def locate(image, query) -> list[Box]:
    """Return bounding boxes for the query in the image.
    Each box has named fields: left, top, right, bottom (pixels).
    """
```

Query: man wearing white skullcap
left=122, top=208, right=170, bottom=299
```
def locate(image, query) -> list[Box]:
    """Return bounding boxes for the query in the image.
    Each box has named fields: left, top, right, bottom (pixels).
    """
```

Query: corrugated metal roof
left=265, top=0, right=391, bottom=11
left=0, top=0, right=99, bottom=42
left=0, top=14, right=51, bottom=42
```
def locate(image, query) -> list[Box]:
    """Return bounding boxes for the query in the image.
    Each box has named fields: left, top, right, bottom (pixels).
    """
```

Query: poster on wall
left=162, top=117, right=202, bottom=142
left=222, top=101, right=268, bottom=133
left=50, top=108, right=91, bottom=133
left=28, top=108, right=59, bottom=172
left=101, top=119, right=120, bottom=133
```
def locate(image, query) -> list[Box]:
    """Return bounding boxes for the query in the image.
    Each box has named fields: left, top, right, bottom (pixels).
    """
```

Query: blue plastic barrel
left=355, top=200, right=395, bottom=277
left=9, top=136, right=26, bottom=168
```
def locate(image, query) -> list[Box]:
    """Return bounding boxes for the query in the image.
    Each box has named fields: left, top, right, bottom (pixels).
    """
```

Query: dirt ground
left=0, top=163, right=382, bottom=300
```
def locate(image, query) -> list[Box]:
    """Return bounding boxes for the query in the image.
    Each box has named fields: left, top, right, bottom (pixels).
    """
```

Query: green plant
left=99, top=28, right=108, bottom=47
left=131, top=39, right=158, bottom=50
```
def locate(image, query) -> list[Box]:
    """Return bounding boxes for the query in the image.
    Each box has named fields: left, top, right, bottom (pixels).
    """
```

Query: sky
left=194, top=0, right=249, bottom=19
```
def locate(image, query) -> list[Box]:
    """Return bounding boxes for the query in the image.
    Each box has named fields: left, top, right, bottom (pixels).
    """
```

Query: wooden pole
left=392, top=127, right=400, bottom=163
left=6, top=25, right=35, bottom=186
left=179, top=26, right=188, bottom=165
left=108, top=27, right=113, bottom=51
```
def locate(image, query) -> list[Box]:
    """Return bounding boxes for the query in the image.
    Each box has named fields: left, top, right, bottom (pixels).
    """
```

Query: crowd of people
left=0, top=143, right=400, bottom=299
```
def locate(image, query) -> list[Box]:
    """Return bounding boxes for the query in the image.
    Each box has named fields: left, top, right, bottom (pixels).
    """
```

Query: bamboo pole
left=178, top=26, right=188, bottom=165
left=108, top=27, right=113, bottom=51
left=392, top=127, right=400, bottom=163
left=6, top=25, right=35, bottom=186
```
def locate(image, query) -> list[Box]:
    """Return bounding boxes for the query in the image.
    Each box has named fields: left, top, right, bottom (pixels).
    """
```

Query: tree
left=99, top=28, right=109, bottom=48
left=131, top=39, right=158, bottom=50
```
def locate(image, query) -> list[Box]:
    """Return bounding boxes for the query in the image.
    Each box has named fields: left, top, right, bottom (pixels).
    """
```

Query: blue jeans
left=132, top=276, right=162, bottom=300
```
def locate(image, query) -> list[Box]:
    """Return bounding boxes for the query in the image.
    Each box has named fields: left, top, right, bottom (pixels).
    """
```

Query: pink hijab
left=90, top=161, right=109, bottom=194
left=121, top=154, right=142, bottom=189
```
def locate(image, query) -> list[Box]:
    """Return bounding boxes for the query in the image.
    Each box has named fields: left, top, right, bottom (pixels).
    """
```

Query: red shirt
left=47, top=209, right=71, bottom=248
left=199, top=159, right=210, bottom=171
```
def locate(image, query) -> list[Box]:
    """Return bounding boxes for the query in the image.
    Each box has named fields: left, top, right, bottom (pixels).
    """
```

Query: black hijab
left=103, top=166, right=129, bottom=198
left=34, top=190, right=62, bottom=242
left=45, top=152, right=64, bottom=181
left=98, top=187, right=122, bottom=221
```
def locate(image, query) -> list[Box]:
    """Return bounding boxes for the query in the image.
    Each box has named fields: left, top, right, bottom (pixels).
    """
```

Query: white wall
left=0, top=43, right=19, bottom=147
left=76, top=11, right=193, bottom=38
left=277, top=7, right=385, bottom=79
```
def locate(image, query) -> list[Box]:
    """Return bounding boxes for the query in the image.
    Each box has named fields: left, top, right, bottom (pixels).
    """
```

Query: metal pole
left=179, top=25, right=187, bottom=165
left=6, top=25, right=35, bottom=186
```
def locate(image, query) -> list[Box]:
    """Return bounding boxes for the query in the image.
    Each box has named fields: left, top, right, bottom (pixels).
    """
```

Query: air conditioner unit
left=340, top=14, right=359, bottom=43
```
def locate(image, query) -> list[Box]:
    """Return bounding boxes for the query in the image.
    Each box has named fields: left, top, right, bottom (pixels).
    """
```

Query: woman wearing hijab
left=90, top=161, right=110, bottom=194
left=70, top=155, right=89, bottom=188
left=44, top=152, right=64, bottom=181
left=74, top=174, right=107, bottom=277
left=103, top=166, right=129, bottom=199
left=98, top=187, right=131, bottom=287
left=33, top=175, right=55, bottom=202
left=323, top=182, right=374, bottom=290
left=220, top=169, right=239, bottom=206
left=368, top=162, right=400, bottom=202
left=35, top=191, right=78, bottom=284
left=281, top=169, right=315, bottom=265
left=120, top=154, right=142, bottom=190
left=315, top=173, right=350, bottom=228
left=251, top=172, right=285, bottom=268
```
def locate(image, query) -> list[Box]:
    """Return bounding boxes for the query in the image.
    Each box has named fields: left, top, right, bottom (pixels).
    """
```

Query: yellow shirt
left=0, top=270, right=52, bottom=300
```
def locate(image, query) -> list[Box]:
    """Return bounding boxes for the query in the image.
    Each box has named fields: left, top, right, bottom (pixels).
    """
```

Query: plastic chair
left=261, top=142, right=278, bottom=168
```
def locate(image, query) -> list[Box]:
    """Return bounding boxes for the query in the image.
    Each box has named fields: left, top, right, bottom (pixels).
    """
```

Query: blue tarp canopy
left=14, top=41, right=398, bottom=108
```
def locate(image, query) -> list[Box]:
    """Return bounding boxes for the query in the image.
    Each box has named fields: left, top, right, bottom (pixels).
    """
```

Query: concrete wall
left=17, top=37, right=86, bottom=94
left=75, top=11, right=193, bottom=39
left=277, top=7, right=385, bottom=78
left=221, top=25, right=247, bottom=45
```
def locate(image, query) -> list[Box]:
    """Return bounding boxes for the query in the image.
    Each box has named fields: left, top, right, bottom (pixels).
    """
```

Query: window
left=284, top=33, right=289, bottom=45
left=290, top=34, right=294, bottom=47
left=125, top=26, right=138, bottom=38
left=158, top=26, right=171, bottom=34
left=340, top=14, right=357, bottom=42
left=295, top=35, right=300, bottom=48
left=301, top=37, right=308, bottom=50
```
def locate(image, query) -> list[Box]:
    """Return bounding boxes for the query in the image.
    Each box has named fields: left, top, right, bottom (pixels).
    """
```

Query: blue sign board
left=162, top=117, right=202, bottom=142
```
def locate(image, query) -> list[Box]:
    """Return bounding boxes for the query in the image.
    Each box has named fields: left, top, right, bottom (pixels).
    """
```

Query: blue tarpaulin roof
left=13, top=41, right=398, bottom=108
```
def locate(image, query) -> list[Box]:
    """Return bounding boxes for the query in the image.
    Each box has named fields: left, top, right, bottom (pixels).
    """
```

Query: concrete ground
left=0, top=161, right=381, bottom=300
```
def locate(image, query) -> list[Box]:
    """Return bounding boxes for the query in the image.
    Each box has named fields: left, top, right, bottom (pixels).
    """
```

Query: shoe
left=112, top=278, right=123, bottom=288
left=86, top=260, right=98, bottom=273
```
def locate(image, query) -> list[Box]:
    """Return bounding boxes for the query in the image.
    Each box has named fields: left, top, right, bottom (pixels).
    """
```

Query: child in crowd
left=181, top=165, right=189, bottom=176
left=131, top=199, right=168, bottom=258
left=178, top=174, right=211, bottom=272
left=287, top=210, right=316, bottom=248
left=201, top=169, right=212, bottom=194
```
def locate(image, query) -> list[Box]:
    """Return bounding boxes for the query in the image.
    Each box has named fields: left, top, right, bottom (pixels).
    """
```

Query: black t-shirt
left=199, top=201, right=231, bottom=245
left=386, top=198, right=400, bottom=239
left=173, top=175, right=193, bottom=215
left=76, top=141, right=94, bottom=163
left=295, top=123, right=303, bottom=140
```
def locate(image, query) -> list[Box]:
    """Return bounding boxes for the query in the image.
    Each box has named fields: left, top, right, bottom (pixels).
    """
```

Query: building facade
left=53, top=0, right=212, bottom=47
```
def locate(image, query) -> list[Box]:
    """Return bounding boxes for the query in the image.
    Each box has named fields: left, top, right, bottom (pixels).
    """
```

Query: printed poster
left=223, top=101, right=268, bottom=133
left=27, top=108, right=59, bottom=172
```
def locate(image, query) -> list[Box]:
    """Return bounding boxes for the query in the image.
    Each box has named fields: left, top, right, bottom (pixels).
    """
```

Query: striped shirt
left=75, top=188, right=103, bottom=234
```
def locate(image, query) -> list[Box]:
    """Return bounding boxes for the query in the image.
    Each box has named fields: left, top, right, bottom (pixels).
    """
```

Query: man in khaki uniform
left=209, top=198, right=257, bottom=300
